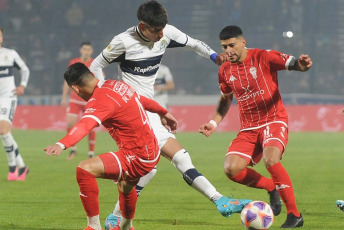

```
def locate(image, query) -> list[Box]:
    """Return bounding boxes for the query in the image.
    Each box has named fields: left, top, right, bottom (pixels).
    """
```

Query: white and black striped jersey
left=0, top=47, right=30, bottom=98
left=90, top=24, right=217, bottom=99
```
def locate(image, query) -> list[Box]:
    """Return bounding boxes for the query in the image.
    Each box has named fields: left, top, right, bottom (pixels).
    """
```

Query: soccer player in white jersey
left=154, top=64, right=174, bottom=109
left=90, top=1, right=251, bottom=228
left=0, top=27, right=29, bottom=181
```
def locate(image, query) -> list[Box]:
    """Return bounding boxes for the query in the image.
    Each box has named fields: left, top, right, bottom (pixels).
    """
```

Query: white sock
left=13, top=141, right=25, bottom=169
left=171, top=149, right=223, bottom=202
left=87, top=215, right=101, bottom=230
left=113, top=200, right=121, bottom=216
left=1, top=133, right=16, bottom=167
left=119, top=217, right=133, bottom=230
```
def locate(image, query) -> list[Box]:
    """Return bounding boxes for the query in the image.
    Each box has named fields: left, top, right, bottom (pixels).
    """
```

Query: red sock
left=267, top=162, right=300, bottom=217
left=76, top=167, right=99, bottom=217
left=88, top=130, right=96, bottom=152
left=230, top=167, right=275, bottom=192
left=118, top=187, right=137, bottom=220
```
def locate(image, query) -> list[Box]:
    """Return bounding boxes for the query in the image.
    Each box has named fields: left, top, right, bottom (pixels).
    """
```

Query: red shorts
left=66, top=101, right=86, bottom=116
left=226, top=122, right=288, bottom=166
left=99, top=149, right=160, bottom=185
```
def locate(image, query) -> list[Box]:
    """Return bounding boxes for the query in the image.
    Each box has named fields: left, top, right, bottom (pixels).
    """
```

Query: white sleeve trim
left=56, top=142, right=66, bottom=150
left=82, top=115, right=102, bottom=125
left=285, top=55, right=294, bottom=70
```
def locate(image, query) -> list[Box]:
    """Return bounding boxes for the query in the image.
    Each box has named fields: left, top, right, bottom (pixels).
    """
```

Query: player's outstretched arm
left=44, top=118, right=98, bottom=156
left=289, top=54, right=312, bottom=72
left=199, top=94, right=233, bottom=137
left=89, top=54, right=108, bottom=81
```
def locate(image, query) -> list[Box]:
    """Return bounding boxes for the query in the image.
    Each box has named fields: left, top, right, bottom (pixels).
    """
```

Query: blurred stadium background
left=1, top=0, right=343, bottom=131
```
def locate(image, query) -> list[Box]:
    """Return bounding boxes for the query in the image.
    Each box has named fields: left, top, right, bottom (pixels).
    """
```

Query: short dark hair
left=64, top=63, right=91, bottom=87
left=137, top=0, right=168, bottom=27
left=219, top=25, right=243, bottom=40
left=80, top=41, right=91, bottom=47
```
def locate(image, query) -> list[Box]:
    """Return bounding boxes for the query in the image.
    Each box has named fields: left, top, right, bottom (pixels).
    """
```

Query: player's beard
left=229, top=54, right=241, bottom=63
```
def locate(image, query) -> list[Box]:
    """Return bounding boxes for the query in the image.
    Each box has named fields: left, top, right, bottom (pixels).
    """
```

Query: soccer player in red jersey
left=45, top=63, right=177, bottom=230
left=61, top=41, right=96, bottom=159
left=200, top=26, right=312, bottom=228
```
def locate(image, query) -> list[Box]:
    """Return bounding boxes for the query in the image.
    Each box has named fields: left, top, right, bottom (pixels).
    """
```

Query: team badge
left=250, top=67, right=257, bottom=79
left=160, top=39, right=168, bottom=50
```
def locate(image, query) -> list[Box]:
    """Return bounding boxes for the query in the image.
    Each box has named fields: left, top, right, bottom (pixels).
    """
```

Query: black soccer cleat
left=268, top=189, right=282, bottom=216
left=281, top=213, right=303, bottom=228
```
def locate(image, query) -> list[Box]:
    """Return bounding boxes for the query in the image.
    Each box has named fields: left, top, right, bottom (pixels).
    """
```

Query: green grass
left=0, top=130, right=343, bottom=229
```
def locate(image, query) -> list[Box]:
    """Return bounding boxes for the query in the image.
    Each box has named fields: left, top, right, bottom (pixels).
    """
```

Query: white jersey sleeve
left=164, top=25, right=217, bottom=60
left=90, top=35, right=126, bottom=81
left=12, top=50, right=30, bottom=87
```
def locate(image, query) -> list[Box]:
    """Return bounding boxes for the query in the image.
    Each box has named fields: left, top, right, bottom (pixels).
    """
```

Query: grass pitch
left=0, top=130, right=343, bottom=230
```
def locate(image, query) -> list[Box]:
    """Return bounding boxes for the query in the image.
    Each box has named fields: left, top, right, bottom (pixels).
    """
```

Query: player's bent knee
left=224, top=163, right=245, bottom=178
left=0, top=121, right=11, bottom=135
left=263, top=156, right=280, bottom=168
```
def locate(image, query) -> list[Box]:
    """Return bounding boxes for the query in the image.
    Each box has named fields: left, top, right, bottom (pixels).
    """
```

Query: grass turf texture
left=0, top=130, right=343, bottom=230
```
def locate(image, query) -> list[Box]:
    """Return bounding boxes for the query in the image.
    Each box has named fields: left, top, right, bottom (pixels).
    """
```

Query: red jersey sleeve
left=218, top=65, right=233, bottom=95
left=82, top=91, right=118, bottom=125
left=264, top=50, right=294, bottom=72
left=139, top=95, right=168, bottom=115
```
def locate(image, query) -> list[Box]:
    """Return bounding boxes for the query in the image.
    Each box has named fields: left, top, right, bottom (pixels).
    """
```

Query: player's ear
left=138, top=22, right=146, bottom=32
left=71, top=85, right=80, bottom=93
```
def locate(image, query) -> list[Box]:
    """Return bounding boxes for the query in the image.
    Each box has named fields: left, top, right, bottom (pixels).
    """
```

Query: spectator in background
left=65, top=2, right=84, bottom=27
left=154, top=64, right=174, bottom=109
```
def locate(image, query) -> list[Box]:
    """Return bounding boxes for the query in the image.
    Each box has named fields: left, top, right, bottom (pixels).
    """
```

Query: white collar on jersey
left=135, top=26, right=151, bottom=42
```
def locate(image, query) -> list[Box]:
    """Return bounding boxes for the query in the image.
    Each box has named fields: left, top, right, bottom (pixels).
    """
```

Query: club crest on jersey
left=160, top=39, right=168, bottom=50
left=229, top=75, right=237, bottom=82
left=249, top=67, right=257, bottom=79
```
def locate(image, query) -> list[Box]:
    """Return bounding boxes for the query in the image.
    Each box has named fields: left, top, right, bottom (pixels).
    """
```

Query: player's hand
left=216, top=53, right=230, bottom=66
left=298, top=54, right=312, bottom=71
left=60, top=98, right=67, bottom=107
left=160, top=112, right=178, bottom=134
left=44, top=144, right=63, bottom=156
left=199, top=123, right=216, bottom=137
left=13, top=85, right=25, bottom=96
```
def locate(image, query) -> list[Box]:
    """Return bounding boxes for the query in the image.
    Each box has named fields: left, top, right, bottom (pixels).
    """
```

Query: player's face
left=80, top=45, right=93, bottom=60
left=220, top=36, right=246, bottom=63
left=140, top=23, right=165, bottom=42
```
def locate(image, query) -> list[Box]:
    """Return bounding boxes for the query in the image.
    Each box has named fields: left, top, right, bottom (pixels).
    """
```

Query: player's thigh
left=226, top=131, right=262, bottom=167
left=0, top=98, right=17, bottom=134
left=78, top=156, right=105, bottom=178
left=147, top=111, right=176, bottom=151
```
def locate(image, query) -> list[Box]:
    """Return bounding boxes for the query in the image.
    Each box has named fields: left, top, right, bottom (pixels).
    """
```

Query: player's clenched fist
left=199, top=123, right=216, bottom=137
left=298, top=54, right=312, bottom=70
left=215, top=53, right=230, bottom=66
left=44, top=144, right=63, bottom=156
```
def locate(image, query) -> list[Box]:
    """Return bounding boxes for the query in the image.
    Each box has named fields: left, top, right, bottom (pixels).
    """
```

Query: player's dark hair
left=137, top=0, right=168, bottom=27
left=219, top=25, right=243, bottom=40
left=80, top=41, right=91, bottom=47
left=64, top=63, right=92, bottom=87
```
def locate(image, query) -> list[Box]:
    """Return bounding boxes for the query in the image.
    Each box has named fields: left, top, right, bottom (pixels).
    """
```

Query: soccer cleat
left=281, top=213, right=303, bottom=228
left=104, top=213, right=121, bottom=230
left=66, top=149, right=77, bottom=160
left=83, top=226, right=103, bottom=230
left=268, top=189, right=282, bottom=216
left=108, top=227, right=134, bottom=230
left=8, top=168, right=18, bottom=181
left=17, top=167, right=29, bottom=181
left=215, top=196, right=252, bottom=217
left=336, top=200, right=344, bottom=212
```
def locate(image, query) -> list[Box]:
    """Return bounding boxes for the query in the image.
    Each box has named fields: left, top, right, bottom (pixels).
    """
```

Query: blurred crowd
left=1, top=0, right=343, bottom=97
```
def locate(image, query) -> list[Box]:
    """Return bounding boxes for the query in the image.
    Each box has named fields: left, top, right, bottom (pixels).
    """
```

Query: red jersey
left=219, top=48, right=294, bottom=131
left=68, top=57, right=94, bottom=104
left=69, top=80, right=166, bottom=162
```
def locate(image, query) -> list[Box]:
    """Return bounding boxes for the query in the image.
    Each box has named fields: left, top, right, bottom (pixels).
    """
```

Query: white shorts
left=0, top=97, right=17, bottom=124
left=147, top=111, right=175, bottom=149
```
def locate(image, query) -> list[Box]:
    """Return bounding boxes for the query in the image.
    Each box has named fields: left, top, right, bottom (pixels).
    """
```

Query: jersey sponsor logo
left=237, top=88, right=265, bottom=102
left=229, top=75, right=237, bottom=82
left=84, top=108, right=96, bottom=113
left=0, top=68, right=9, bottom=75
left=127, top=50, right=144, bottom=56
left=249, top=67, right=258, bottom=79
left=133, top=63, right=160, bottom=74
left=113, top=81, right=135, bottom=103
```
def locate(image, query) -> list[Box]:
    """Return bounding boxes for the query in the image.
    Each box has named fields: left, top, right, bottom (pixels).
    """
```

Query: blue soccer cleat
left=104, top=213, right=121, bottom=230
left=215, top=196, right=252, bottom=217
left=336, top=200, right=344, bottom=212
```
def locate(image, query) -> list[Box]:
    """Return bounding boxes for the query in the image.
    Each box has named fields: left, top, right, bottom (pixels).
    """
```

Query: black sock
left=18, top=167, right=26, bottom=175
left=9, top=166, right=16, bottom=173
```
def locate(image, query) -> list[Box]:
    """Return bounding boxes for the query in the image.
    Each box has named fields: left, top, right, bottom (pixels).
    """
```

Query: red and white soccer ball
left=240, top=201, right=274, bottom=229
